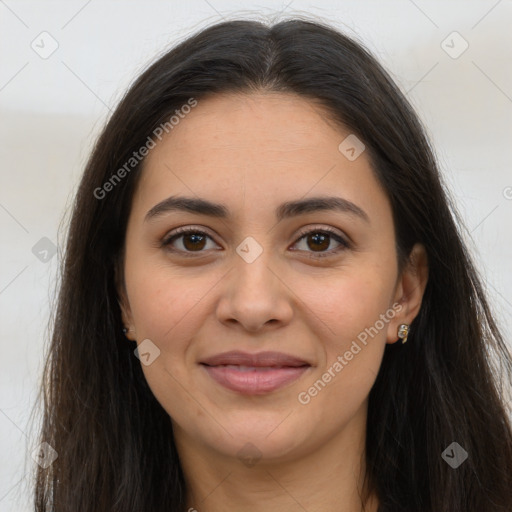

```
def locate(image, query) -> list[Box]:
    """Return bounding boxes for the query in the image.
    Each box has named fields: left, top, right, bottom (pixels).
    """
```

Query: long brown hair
left=32, top=18, right=512, bottom=512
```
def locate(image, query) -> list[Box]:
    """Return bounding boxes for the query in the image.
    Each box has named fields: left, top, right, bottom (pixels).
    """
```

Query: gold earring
left=397, top=324, right=409, bottom=344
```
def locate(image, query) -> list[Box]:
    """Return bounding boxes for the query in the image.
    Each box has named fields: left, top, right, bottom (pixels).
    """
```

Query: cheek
left=296, top=263, right=396, bottom=348
left=124, top=255, right=207, bottom=364
left=125, top=243, right=199, bottom=329
left=124, top=268, right=206, bottom=419
left=294, top=264, right=394, bottom=406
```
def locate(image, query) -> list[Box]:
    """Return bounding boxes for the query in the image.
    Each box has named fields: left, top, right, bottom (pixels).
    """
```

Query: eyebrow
left=144, top=195, right=370, bottom=224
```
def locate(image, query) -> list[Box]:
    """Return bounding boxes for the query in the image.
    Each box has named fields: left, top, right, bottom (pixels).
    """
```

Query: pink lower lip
left=201, top=364, right=310, bottom=395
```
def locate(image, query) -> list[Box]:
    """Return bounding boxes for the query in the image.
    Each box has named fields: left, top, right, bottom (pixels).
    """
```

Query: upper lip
left=200, top=350, right=310, bottom=367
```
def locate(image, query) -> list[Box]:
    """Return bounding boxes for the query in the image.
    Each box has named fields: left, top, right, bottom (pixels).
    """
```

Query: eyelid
left=160, top=224, right=351, bottom=257
left=294, top=224, right=348, bottom=244
left=160, top=225, right=218, bottom=248
left=291, top=224, right=350, bottom=258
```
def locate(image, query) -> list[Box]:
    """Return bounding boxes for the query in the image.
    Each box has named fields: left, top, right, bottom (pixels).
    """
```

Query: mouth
left=199, top=351, right=312, bottom=395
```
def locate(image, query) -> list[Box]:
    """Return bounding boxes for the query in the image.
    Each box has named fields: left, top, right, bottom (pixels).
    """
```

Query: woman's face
left=119, top=92, right=427, bottom=465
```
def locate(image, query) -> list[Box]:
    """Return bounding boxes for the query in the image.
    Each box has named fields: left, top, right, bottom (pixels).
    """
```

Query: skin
left=118, top=91, right=429, bottom=512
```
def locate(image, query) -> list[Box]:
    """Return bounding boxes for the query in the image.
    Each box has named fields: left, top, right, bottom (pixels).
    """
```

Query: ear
left=386, top=243, right=429, bottom=344
left=114, top=257, right=136, bottom=341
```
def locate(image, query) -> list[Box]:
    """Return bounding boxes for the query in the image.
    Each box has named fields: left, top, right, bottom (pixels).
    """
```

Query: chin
left=197, top=415, right=313, bottom=465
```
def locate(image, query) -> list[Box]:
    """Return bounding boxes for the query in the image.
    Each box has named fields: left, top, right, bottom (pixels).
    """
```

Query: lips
left=200, top=351, right=311, bottom=395
left=200, top=350, right=310, bottom=368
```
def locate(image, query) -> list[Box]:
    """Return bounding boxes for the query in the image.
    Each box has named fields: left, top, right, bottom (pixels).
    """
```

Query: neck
left=174, top=401, right=379, bottom=512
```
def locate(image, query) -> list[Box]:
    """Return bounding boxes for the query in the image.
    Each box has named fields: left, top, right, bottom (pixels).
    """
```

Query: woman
left=32, top=18, right=512, bottom=512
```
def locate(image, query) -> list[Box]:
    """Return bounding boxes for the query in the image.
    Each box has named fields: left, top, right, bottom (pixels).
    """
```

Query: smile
left=201, top=364, right=310, bottom=394
left=199, top=351, right=312, bottom=395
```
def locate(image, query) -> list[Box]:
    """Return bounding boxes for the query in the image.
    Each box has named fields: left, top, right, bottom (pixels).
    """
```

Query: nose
left=215, top=247, right=294, bottom=333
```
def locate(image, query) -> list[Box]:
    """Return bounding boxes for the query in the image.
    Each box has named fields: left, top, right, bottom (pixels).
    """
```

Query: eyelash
left=160, top=225, right=350, bottom=259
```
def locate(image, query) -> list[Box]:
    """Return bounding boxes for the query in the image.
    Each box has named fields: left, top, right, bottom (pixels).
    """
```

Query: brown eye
left=161, top=225, right=350, bottom=259
left=162, top=228, right=218, bottom=255
left=181, top=232, right=207, bottom=251
left=292, top=227, right=349, bottom=258
left=305, top=232, right=330, bottom=251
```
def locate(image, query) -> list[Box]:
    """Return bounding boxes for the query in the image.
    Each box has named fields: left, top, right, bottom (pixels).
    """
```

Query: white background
left=1, top=1, right=511, bottom=510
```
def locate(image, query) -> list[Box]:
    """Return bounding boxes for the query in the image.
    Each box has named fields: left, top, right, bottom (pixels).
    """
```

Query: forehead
left=150, top=91, right=347, bottom=160
left=132, top=92, right=391, bottom=225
